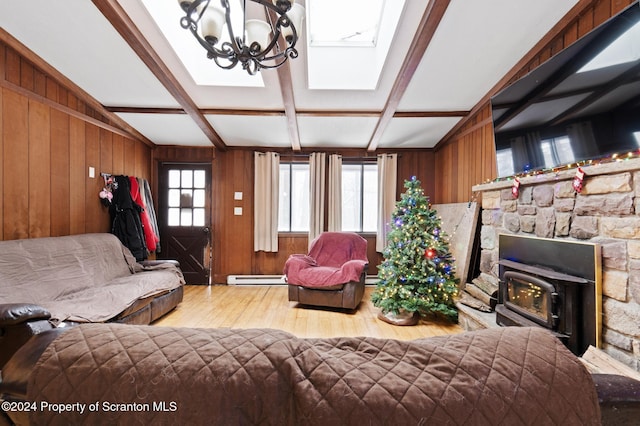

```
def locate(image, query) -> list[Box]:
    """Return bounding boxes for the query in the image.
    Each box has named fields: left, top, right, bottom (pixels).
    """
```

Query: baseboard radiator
left=364, top=276, right=378, bottom=285
left=227, top=275, right=379, bottom=285
left=227, top=275, right=287, bottom=285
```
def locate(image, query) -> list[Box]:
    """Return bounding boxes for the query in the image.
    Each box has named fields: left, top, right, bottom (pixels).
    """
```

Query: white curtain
left=308, top=152, right=326, bottom=247
left=567, top=121, right=597, bottom=159
left=254, top=152, right=279, bottom=252
left=376, top=153, right=398, bottom=252
left=327, top=154, right=342, bottom=231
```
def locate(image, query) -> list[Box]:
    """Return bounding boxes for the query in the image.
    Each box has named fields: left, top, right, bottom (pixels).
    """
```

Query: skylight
left=308, top=0, right=385, bottom=47
left=305, top=0, right=404, bottom=90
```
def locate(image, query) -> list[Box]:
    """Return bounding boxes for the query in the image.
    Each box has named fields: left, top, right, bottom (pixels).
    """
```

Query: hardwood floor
left=154, top=285, right=463, bottom=340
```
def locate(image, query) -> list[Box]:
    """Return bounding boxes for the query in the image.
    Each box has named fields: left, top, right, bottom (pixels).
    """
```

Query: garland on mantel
left=483, top=150, right=640, bottom=186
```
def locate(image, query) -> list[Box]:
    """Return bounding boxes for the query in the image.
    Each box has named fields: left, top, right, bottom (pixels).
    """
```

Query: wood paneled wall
left=434, top=0, right=636, bottom=204
left=154, top=147, right=436, bottom=283
left=0, top=41, right=152, bottom=241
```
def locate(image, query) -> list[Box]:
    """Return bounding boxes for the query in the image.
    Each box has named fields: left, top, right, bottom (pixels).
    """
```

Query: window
left=278, top=163, right=310, bottom=232
left=167, top=169, right=206, bottom=226
left=277, top=161, right=379, bottom=233
left=342, top=163, right=378, bottom=232
left=540, top=136, right=574, bottom=168
left=496, top=148, right=515, bottom=177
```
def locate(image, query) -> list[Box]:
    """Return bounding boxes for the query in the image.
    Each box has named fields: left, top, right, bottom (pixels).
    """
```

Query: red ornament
left=425, top=248, right=436, bottom=259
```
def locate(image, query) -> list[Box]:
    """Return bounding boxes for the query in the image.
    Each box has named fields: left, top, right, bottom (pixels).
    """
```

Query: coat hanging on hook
left=109, top=175, right=147, bottom=261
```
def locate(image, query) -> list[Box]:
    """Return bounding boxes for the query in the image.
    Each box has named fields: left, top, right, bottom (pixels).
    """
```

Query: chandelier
left=178, top=0, right=305, bottom=75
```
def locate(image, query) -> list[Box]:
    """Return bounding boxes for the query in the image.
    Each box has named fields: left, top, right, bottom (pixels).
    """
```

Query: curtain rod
left=276, top=153, right=400, bottom=160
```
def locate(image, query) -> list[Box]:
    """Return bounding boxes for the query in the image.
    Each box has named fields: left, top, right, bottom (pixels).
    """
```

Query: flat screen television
left=491, top=1, right=640, bottom=178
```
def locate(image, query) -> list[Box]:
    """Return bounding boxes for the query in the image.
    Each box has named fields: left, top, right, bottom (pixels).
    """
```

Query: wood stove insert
left=496, top=234, right=601, bottom=356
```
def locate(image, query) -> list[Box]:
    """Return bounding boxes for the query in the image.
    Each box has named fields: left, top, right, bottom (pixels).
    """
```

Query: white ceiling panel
left=398, top=0, right=579, bottom=111
left=205, top=115, right=291, bottom=147
left=297, top=116, right=379, bottom=148
left=377, top=117, right=463, bottom=149
left=0, top=0, right=179, bottom=108
left=116, top=113, right=212, bottom=146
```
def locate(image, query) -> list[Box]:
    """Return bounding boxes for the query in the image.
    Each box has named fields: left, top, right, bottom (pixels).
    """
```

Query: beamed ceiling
left=0, top=0, right=581, bottom=152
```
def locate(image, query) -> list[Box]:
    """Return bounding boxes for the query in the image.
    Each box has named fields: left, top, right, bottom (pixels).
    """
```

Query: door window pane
left=193, top=189, right=205, bottom=207
left=194, top=170, right=206, bottom=188
left=168, top=208, right=180, bottom=226
left=168, top=189, right=181, bottom=207
left=180, top=209, right=192, bottom=226
left=180, top=190, right=193, bottom=208
left=166, top=168, right=208, bottom=227
left=168, top=170, right=181, bottom=188
left=181, top=170, right=193, bottom=188
left=193, top=208, right=205, bottom=226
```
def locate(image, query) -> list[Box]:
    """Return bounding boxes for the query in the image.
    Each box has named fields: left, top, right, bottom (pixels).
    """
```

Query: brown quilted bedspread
left=27, top=323, right=600, bottom=425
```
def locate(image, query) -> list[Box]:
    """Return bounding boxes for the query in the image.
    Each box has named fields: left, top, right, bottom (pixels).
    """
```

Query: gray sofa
left=0, top=233, right=184, bottom=369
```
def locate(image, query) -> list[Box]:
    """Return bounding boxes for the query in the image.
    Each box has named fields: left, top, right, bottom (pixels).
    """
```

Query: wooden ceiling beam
left=92, top=0, right=227, bottom=151
left=106, top=106, right=469, bottom=118
left=366, top=0, right=452, bottom=152
left=275, top=60, right=301, bottom=151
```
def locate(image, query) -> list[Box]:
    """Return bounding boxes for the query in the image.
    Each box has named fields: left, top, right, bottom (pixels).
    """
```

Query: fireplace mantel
left=472, top=157, right=640, bottom=192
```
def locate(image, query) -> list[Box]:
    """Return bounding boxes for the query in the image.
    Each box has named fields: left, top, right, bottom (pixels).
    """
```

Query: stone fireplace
left=469, top=158, right=640, bottom=371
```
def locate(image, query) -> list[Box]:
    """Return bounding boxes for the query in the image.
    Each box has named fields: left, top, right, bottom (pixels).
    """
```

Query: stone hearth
left=470, top=158, right=640, bottom=371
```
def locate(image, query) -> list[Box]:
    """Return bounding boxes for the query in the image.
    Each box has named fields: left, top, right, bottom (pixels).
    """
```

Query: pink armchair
left=284, top=232, right=369, bottom=310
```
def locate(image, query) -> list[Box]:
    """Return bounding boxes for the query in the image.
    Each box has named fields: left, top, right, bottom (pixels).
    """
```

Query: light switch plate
left=89, top=166, right=95, bottom=178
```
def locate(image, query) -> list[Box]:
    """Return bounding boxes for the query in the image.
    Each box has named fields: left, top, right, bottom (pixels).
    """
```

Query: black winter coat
left=109, top=175, right=148, bottom=261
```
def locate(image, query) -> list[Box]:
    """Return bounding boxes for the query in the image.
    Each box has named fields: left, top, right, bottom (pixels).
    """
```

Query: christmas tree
left=371, top=177, right=459, bottom=322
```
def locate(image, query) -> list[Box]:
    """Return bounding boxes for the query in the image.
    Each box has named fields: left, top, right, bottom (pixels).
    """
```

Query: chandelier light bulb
left=281, top=3, right=304, bottom=42
left=245, top=19, right=272, bottom=52
left=201, top=4, right=225, bottom=43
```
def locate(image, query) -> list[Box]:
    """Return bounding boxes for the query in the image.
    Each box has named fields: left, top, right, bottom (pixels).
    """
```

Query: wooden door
left=158, top=163, right=212, bottom=284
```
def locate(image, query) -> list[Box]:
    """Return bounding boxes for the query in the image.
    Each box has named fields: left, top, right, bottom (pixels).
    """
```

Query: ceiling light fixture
left=177, top=0, right=304, bottom=75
